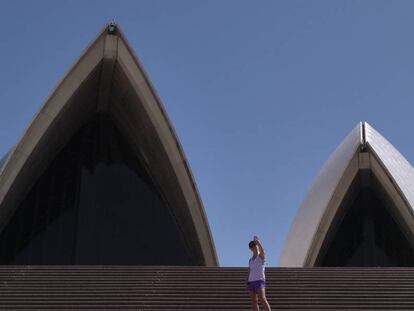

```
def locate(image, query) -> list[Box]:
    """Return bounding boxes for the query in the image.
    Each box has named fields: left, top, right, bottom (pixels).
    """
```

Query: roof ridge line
left=361, top=121, right=367, bottom=152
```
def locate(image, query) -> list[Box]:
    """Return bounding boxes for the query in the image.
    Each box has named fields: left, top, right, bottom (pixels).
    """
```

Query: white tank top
left=248, top=255, right=265, bottom=282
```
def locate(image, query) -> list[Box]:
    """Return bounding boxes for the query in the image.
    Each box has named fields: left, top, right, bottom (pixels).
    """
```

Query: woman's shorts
left=247, top=280, right=266, bottom=293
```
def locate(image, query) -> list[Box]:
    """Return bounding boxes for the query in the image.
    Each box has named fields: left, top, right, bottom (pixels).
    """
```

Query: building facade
left=0, top=24, right=218, bottom=266
left=1, top=23, right=414, bottom=270
left=280, top=122, right=414, bottom=267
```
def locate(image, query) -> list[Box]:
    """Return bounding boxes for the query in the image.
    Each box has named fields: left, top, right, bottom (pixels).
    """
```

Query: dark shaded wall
left=318, top=185, right=414, bottom=267
left=0, top=114, right=192, bottom=265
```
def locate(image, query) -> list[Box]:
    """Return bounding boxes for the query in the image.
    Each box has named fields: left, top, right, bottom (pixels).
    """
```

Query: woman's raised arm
left=254, top=237, right=265, bottom=261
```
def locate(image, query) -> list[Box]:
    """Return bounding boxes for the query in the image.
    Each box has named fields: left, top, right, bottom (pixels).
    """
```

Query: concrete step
left=1, top=266, right=414, bottom=309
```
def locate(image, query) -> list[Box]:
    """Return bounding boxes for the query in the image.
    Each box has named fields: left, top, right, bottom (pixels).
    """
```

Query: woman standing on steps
left=247, top=236, right=271, bottom=311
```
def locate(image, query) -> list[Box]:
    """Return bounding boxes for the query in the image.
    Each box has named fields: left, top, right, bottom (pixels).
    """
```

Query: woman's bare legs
left=249, top=291, right=259, bottom=311
left=258, top=288, right=271, bottom=311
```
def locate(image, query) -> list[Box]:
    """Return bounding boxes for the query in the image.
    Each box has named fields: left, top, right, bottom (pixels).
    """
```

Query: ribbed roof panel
left=365, top=123, right=414, bottom=214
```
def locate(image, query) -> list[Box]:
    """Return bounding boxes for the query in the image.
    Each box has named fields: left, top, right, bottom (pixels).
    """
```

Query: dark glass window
left=0, top=114, right=192, bottom=265
left=318, top=184, right=414, bottom=267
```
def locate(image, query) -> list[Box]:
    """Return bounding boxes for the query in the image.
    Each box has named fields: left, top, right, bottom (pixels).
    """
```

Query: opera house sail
left=0, top=24, right=217, bottom=266
left=280, top=122, right=414, bottom=267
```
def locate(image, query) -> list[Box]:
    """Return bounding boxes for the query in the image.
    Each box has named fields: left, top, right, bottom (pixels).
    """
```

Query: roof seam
left=361, top=121, right=367, bottom=152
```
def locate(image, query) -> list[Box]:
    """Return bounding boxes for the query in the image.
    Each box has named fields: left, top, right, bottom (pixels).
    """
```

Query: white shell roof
left=0, top=23, right=218, bottom=266
left=279, top=122, right=414, bottom=267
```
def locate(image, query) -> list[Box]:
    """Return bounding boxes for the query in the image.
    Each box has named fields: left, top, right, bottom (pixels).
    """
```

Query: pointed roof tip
left=358, top=121, right=381, bottom=150
left=107, top=21, right=118, bottom=35
left=359, top=120, right=376, bottom=131
left=357, top=121, right=375, bottom=151
left=360, top=121, right=367, bottom=151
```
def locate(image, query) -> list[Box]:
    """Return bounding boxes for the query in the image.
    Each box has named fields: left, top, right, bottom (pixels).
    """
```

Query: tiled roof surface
left=1, top=266, right=414, bottom=310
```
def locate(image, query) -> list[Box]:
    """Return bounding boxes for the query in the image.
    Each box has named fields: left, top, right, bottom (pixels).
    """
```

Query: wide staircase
left=1, top=266, right=414, bottom=309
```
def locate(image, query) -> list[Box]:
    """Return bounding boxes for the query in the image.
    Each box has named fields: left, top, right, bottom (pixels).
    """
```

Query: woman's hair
left=248, top=241, right=256, bottom=248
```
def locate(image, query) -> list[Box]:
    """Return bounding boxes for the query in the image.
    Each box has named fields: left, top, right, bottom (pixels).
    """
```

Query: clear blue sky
left=1, top=0, right=414, bottom=267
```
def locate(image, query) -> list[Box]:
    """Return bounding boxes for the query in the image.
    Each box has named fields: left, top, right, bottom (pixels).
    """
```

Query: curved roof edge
left=0, top=23, right=218, bottom=266
left=365, top=124, right=414, bottom=211
left=0, top=149, right=13, bottom=174
left=279, top=122, right=414, bottom=267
